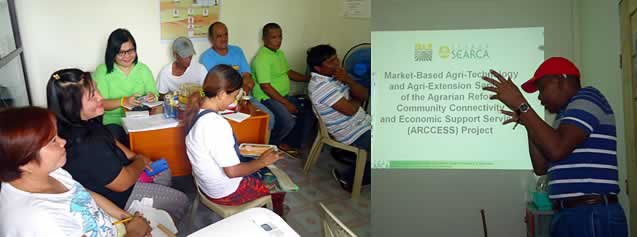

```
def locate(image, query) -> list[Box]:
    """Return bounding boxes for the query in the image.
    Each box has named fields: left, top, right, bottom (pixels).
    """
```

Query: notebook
left=128, top=198, right=177, bottom=237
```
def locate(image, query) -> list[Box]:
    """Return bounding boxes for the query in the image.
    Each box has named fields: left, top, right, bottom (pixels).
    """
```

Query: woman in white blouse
left=184, top=64, right=287, bottom=216
left=0, top=107, right=151, bottom=237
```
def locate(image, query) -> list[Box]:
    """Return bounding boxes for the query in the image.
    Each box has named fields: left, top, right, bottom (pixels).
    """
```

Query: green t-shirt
left=93, top=62, right=158, bottom=125
left=251, top=46, right=290, bottom=101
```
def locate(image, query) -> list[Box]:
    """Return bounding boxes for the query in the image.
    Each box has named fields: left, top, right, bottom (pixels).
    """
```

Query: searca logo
left=438, top=44, right=490, bottom=60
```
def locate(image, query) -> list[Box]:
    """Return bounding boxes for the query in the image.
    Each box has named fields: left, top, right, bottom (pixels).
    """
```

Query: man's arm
left=236, top=47, right=255, bottom=92
left=260, top=83, right=297, bottom=113
left=242, top=72, right=255, bottom=93
left=330, top=98, right=362, bottom=116
left=502, top=110, right=548, bottom=175
left=288, top=70, right=309, bottom=82
left=519, top=108, right=589, bottom=162
left=316, top=80, right=362, bottom=116
left=335, top=68, right=368, bottom=102
left=528, top=133, right=548, bottom=175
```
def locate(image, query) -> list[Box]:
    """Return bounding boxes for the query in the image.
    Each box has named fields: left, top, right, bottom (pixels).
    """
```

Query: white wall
left=15, top=0, right=369, bottom=106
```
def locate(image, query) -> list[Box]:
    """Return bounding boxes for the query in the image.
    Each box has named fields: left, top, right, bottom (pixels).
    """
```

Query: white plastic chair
left=303, top=106, right=368, bottom=200
left=189, top=179, right=273, bottom=225
left=319, top=202, right=358, bottom=237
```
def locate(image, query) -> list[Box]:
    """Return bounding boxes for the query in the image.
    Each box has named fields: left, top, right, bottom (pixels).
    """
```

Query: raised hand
left=482, top=69, right=527, bottom=110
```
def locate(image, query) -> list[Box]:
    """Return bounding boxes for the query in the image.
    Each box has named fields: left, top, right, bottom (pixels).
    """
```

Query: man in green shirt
left=252, top=23, right=308, bottom=151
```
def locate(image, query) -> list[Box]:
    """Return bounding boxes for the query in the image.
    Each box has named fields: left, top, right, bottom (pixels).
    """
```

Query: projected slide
left=371, top=27, right=544, bottom=170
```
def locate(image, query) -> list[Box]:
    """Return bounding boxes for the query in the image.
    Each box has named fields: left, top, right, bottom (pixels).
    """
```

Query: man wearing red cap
left=482, top=57, right=627, bottom=236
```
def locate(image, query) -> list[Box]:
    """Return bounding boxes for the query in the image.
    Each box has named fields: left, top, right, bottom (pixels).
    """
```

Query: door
left=620, top=0, right=637, bottom=235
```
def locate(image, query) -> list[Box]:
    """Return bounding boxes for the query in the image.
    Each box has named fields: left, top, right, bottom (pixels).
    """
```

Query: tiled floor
left=276, top=151, right=370, bottom=236
left=172, top=148, right=370, bottom=237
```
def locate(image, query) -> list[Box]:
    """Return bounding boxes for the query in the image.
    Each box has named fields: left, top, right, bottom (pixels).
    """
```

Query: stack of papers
left=122, top=114, right=179, bottom=132
left=142, top=101, right=163, bottom=107
left=122, top=101, right=162, bottom=110
left=125, top=110, right=149, bottom=118
left=122, top=95, right=163, bottom=110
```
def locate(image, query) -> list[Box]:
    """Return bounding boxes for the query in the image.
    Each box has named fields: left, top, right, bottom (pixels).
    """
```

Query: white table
left=188, top=208, right=300, bottom=237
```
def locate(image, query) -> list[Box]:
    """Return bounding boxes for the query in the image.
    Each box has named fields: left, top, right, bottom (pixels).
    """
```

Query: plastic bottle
left=163, top=93, right=175, bottom=119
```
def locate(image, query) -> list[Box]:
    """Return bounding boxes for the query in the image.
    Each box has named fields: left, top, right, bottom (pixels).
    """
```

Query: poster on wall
left=344, top=0, right=370, bottom=18
left=160, top=0, right=221, bottom=41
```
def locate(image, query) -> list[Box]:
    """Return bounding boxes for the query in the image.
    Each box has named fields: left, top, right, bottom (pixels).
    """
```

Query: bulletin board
left=159, top=0, right=221, bottom=40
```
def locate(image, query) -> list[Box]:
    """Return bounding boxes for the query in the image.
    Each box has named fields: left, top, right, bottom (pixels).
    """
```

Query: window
left=0, top=0, right=31, bottom=109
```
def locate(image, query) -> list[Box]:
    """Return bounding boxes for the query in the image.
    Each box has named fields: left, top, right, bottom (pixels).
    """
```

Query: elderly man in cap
left=482, top=57, right=627, bottom=237
left=156, top=36, right=208, bottom=99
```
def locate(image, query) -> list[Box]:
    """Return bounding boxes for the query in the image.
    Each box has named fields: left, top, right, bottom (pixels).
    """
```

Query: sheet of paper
left=222, top=112, right=250, bottom=123
left=344, top=0, right=370, bottom=18
left=218, top=109, right=235, bottom=114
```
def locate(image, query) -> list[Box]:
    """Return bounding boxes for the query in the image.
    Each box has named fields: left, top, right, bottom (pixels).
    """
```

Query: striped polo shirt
left=548, top=87, right=619, bottom=200
left=308, top=72, right=371, bottom=145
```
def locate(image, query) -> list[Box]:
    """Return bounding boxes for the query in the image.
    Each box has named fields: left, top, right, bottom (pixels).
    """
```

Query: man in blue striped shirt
left=482, top=57, right=627, bottom=237
left=307, top=45, right=371, bottom=192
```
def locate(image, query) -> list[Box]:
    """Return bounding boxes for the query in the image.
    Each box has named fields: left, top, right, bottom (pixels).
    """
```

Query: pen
left=512, top=118, right=521, bottom=130
left=157, top=224, right=177, bottom=237
left=220, top=111, right=236, bottom=115
left=111, top=216, right=134, bottom=225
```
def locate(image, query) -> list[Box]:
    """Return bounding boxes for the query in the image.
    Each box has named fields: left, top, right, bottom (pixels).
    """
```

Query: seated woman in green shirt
left=93, top=29, right=159, bottom=146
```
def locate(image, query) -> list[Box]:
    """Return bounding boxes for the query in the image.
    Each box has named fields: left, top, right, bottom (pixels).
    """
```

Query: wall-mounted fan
left=342, top=43, right=371, bottom=92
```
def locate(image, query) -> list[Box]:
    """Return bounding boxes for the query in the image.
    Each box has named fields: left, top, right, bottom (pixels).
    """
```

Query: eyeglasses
left=117, top=48, right=136, bottom=57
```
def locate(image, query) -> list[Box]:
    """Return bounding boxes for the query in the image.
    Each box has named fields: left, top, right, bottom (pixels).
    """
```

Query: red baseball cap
left=521, top=57, right=580, bottom=93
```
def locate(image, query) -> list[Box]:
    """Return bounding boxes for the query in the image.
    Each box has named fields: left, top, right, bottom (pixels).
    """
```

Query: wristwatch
left=516, top=102, right=530, bottom=115
left=513, top=102, right=529, bottom=130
